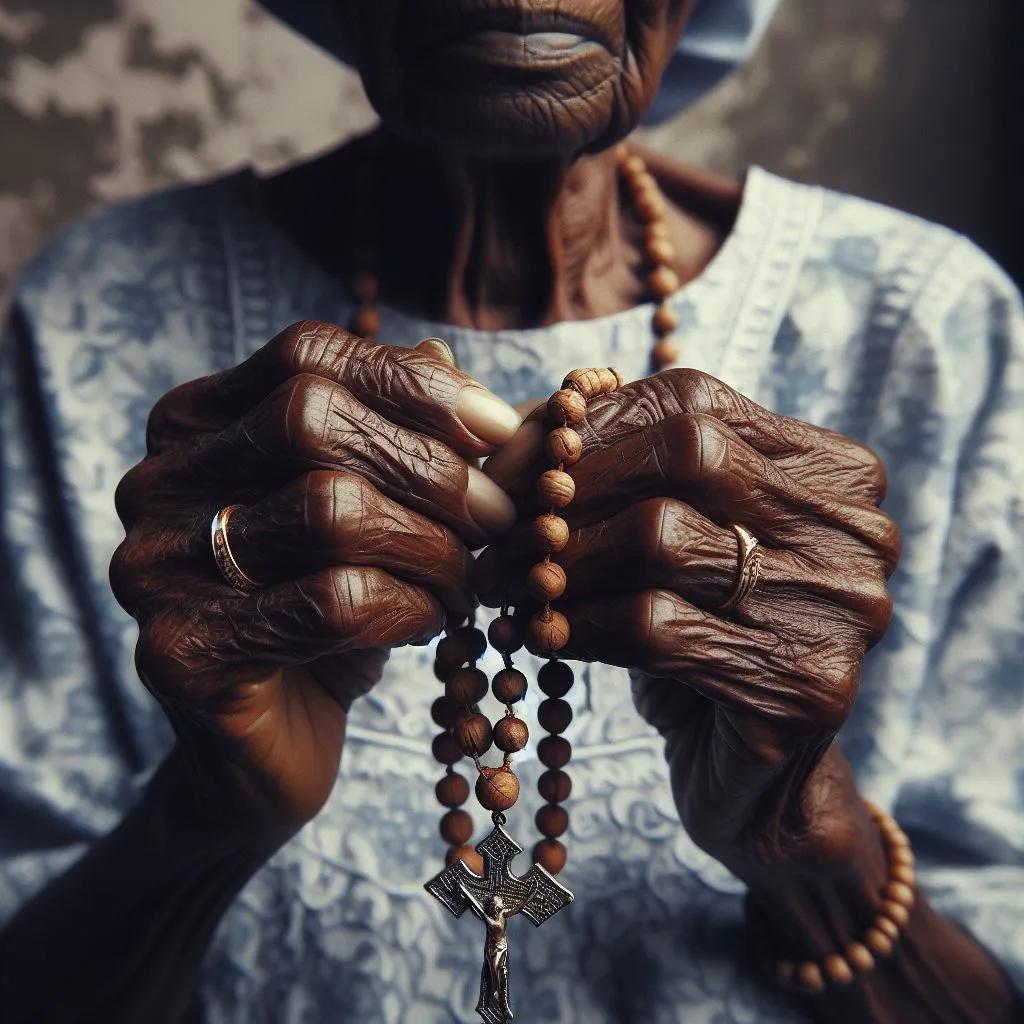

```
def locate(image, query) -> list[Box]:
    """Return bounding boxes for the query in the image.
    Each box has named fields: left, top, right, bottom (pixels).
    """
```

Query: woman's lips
left=399, top=6, right=620, bottom=65
left=435, top=29, right=606, bottom=68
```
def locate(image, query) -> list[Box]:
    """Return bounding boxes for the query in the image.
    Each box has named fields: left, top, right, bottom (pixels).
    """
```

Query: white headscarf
left=257, top=0, right=782, bottom=121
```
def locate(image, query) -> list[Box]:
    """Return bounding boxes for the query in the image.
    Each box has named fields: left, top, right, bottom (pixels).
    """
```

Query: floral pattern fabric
left=0, top=166, right=1022, bottom=1023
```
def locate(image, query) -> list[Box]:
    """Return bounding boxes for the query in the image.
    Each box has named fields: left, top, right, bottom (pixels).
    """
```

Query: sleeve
left=0, top=303, right=142, bottom=927
left=892, top=237, right=1024, bottom=991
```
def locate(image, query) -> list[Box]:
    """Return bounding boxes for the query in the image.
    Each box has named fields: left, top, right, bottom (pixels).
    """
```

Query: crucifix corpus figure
left=425, top=819, right=574, bottom=1024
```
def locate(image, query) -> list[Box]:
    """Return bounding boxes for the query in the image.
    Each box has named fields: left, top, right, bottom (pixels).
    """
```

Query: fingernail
left=415, top=337, right=457, bottom=367
left=466, top=467, right=516, bottom=534
left=481, top=418, right=546, bottom=488
left=457, top=387, right=522, bottom=446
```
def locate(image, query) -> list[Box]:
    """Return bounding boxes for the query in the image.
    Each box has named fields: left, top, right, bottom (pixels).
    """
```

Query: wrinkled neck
left=370, top=133, right=636, bottom=330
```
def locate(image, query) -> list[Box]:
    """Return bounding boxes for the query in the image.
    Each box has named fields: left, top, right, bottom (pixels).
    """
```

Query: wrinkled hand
left=477, top=368, right=898, bottom=881
left=111, top=322, right=518, bottom=831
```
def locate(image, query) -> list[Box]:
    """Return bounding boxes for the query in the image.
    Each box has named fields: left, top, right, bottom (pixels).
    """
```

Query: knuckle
left=108, top=538, right=138, bottom=612
left=636, top=498, right=690, bottom=576
left=277, top=320, right=360, bottom=377
left=658, top=413, right=727, bottom=488
left=113, top=463, right=148, bottom=526
left=281, top=374, right=353, bottom=459
left=663, top=367, right=714, bottom=411
left=302, top=470, right=376, bottom=550
left=853, top=575, right=894, bottom=640
left=798, top=647, right=861, bottom=732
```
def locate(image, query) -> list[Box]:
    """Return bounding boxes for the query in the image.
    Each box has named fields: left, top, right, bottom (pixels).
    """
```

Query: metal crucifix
left=425, top=817, right=574, bottom=1024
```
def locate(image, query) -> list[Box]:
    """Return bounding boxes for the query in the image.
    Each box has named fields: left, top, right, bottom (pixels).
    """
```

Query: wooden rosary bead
left=864, top=927, right=894, bottom=958
left=891, top=865, right=915, bottom=886
left=491, top=668, right=528, bottom=704
left=881, top=901, right=909, bottom=928
left=440, top=808, right=474, bottom=846
left=487, top=615, right=524, bottom=654
left=431, top=696, right=459, bottom=730
left=455, top=625, right=488, bottom=661
left=446, top=667, right=488, bottom=706
left=631, top=170, right=656, bottom=194
left=447, top=844, right=485, bottom=875
left=621, top=153, right=646, bottom=178
left=435, top=635, right=470, bottom=674
left=822, top=954, right=854, bottom=986
left=874, top=915, right=900, bottom=941
left=648, top=265, right=681, bottom=300
left=537, top=469, right=576, bottom=508
left=891, top=847, right=915, bottom=869
left=433, top=660, right=456, bottom=684
left=547, top=388, right=588, bottom=427
left=527, top=561, right=567, bottom=602
left=795, top=962, right=825, bottom=994
left=652, top=302, right=680, bottom=335
left=538, top=768, right=572, bottom=803
left=845, top=942, right=875, bottom=972
left=435, top=773, right=471, bottom=808
left=561, top=368, right=618, bottom=400
left=526, top=610, right=570, bottom=656
left=454, top=712, right=493, bottom=757
left=537, top=698, right=573, bottom=734
left=634, top=186, right=666, bottom=221
left=431, top=731, right=463, bottom=765
left=651, top=337, right=679, bottom=368
left=533, top=514, right=569, bottom=554
left=645, top=235, right=676, bottom=266
left=538, top=735, right=572, bottom=769
left=777, top=961, right=795, bottom=986
left=533, top=839, right=567, bottom=875
left=545, top=426, right=583, bottom=467
left=475, top=766, right=520, bottom=812
left=537, top=660, right=574, bottom=698
left=351, top=305, right=381, bottom=339
left=645, top=220, right=669, bottom=245
left=886, top=881, right=915, bottom=908
left=492, top=716, right=530, bottom=753
left=535, top=804, right=569, bottom=838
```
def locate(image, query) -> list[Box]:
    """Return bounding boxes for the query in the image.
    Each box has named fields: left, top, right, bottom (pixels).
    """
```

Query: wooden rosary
left=424, top=367, right=621, bottom=1024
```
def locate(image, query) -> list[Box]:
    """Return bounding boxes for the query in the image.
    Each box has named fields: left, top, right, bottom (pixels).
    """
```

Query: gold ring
left=211, top=504, right=261, bottom=593
left=719, top=523, right=764, bottom=614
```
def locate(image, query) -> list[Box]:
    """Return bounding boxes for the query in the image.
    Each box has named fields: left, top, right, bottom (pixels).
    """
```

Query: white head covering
left=257, top=0, right=781, bottom=121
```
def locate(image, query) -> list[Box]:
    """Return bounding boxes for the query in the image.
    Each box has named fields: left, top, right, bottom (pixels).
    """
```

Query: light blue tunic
left=1, top=165, right=1022, bottom=1023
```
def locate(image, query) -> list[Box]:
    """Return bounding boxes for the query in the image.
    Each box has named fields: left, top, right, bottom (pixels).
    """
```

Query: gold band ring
left=211, top=504, right=261, bottom=593
left=719, top=523, right=764, bottom=614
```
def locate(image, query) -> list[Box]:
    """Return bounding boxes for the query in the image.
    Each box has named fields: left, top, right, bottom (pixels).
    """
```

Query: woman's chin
left=408, top=88, right=616, bottom=160
left=374, top=60, right=621, bottom=160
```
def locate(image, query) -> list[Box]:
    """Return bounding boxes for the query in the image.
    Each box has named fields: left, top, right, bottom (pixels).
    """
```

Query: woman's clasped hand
left=476, top=367, right=901, bottom=885
left=109, top=320, right=521, bottom=830
left=111, top=326, right=901, bottom=880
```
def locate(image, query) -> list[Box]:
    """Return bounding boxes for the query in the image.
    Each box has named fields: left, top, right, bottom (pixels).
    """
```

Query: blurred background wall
left=0, top=0, right=1020, bottom=304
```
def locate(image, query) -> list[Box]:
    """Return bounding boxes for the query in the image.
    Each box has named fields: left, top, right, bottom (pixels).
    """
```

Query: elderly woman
left=0, top=1, right=1021, bottom=1021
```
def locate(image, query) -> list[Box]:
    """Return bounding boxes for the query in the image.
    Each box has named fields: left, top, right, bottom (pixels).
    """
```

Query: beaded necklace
left=349, top=145, right=681, bottom=1024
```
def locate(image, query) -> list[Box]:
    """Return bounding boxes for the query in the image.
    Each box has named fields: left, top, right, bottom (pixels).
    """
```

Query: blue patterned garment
left=1, top=166, right=1022, bottom=1023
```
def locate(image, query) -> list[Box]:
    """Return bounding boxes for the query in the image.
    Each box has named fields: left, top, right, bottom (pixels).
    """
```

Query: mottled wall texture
left=0, top=0, right=1020, bottom=303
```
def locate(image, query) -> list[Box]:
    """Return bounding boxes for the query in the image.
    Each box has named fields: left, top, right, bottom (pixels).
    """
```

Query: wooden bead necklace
left=350, top=144, right=685, bottom=374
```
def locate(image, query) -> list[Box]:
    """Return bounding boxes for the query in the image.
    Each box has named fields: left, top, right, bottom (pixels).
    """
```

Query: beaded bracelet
left=776, top=801, right=917, bottom=993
